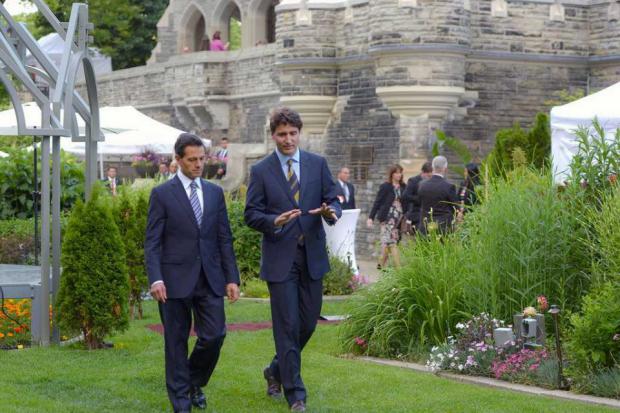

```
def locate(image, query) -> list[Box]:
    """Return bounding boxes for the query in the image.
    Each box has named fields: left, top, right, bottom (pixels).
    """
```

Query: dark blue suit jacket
left=145, top=176, right=240, bottom=298
left=244, top=151, right=342, bottom=283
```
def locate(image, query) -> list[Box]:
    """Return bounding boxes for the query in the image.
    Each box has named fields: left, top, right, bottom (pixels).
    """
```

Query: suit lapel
left=267, top=152, right=298, bottom=207
left=200, top=179, right=209, bottom=231
left=171, top=176, right=199, bottom=229
left=299, top=151, right=310, bottom=208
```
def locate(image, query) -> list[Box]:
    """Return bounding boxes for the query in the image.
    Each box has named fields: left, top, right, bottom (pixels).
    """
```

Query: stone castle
left=90, top=0, right=620, bottom=256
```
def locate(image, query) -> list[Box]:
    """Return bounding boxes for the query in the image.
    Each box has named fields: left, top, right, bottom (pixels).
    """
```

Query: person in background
left=402, top=161, right=433, bottom=235
left=102, top=166, right=121, bottom=196
left=336, top=167, right=356, bottom=210
left=169, top=160, right=178, bottom=179
left=209, top=31, right=229, bottom=51
left=418, top=156, right=459, bottom=235
left=457, top=162, right=481, bottom=221
left=157, top=163, right=170, bottom=181
left=215, top=137, right=229, bottom=180
left=367, top=164, right=406, bottom=269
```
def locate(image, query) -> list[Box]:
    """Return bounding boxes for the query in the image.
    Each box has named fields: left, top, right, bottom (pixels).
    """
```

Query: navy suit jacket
left=244, top=151, right=342, bottom=283
left=145, top=176, right=240, bottom=298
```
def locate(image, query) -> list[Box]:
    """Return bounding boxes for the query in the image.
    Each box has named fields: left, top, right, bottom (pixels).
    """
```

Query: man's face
left=107, top=168, right=117, bottom=179
left=220, top=140, right=228, bottom=149
left=176, top=145, right=205, bottom=179
left=338, top=168, right=350, bottom=182
left=159, top=164, right=168, bottom=174
left=272, top=123, right=300, bottom=156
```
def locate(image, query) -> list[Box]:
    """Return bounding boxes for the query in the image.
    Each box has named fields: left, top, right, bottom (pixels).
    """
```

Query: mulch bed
left=147, top=319, right=340, bottom=336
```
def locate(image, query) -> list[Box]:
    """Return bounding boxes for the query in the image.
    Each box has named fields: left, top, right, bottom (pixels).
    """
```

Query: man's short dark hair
left=269, top=107, right=303, bottom=134
left=107, top=166, right=117, bottom=172
left=220, top=137, right=228, bottom=142
left=175, top=133, right=205, bottom=157
left=421, top=161, right=432, bottom=174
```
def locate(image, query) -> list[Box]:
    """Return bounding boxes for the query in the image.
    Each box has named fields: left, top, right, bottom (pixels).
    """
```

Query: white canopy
left=27, top=33, right=112, bottom=82
left=0, top=103, right=204, bottom=155
left=551, top=82, right=620, bottom=183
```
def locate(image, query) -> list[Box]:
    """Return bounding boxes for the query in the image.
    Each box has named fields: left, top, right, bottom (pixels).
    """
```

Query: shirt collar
left=275, top=148, right=300, bottom=166
left=177, top=169, right=201, bottom=189
left=433, top=172, right=444, bottom=178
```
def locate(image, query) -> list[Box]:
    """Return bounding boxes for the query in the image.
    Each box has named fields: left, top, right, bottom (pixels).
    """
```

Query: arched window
left=212, top=0, right=243, bottom=50
left=179, top=4, right=209, bottom=53
left=249, top=0, right=279, bottom=46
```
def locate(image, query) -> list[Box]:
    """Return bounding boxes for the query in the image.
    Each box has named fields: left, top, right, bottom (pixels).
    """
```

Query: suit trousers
left=267, top=244, right=323, bottom=406
left=159, top=271, right=226, bottom=412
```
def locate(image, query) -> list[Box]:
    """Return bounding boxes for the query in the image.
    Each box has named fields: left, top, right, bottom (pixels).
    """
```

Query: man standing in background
left=402, top=161, right=432, bottom=234
left=336, top=167, right=356, bottom=210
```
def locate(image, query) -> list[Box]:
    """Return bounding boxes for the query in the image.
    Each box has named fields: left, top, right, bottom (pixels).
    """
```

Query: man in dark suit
left=418, top=156, right=459, bottom=235
left=336, top=167, right=356, bottom=210
left=102, top=166, right=121, bottom=196
left=244, top=107, right=342, bottom=412
left=402, top=161, right=432, bottom=233
left=145, top=133, right=240, bottom=413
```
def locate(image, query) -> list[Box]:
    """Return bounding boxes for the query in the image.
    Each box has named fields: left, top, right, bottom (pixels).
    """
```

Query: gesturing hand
left=309, top=203, right=338, bottom=222
left=226, top=283, right=240, bottom=303
left=274, top=209, right=302, bottom=227
left=150, top=282, right=167, bottom=303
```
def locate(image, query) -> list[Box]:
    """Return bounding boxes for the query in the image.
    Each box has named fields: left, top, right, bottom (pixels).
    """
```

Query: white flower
left=458, top=364, right=464, bottom=371
left=456, top=323, right=466, bottom=330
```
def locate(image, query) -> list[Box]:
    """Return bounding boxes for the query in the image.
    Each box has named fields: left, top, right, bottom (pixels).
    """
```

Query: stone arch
left=211, top=0, right=244, bottom=48
left=248, top=0, right=279, bottom=46
left=178, top=3, right=209, bottom=53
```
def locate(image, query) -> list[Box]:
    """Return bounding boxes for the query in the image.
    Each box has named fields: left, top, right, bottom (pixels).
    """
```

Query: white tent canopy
left=27, top=33, right=112, bottom=82
left=551, top=82, right=620, bottom=183
left=0, top=103, right=206, bottom=155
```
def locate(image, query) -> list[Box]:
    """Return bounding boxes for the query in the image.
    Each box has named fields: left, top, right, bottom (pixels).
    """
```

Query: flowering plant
left=523, top=306, right=537, bottom=317
left=131, top=149, right=161, bottom=167
left=491, top=348, right=551, bottom=380
left=537, top=295, right=549, bottom=312
left=0, top=299, right=31, bottom=349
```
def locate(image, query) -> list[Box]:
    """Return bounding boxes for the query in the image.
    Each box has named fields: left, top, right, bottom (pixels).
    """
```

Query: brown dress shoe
left=291, top=400, right=306, bottom=412
left=263, top=367, right=282, bottom=398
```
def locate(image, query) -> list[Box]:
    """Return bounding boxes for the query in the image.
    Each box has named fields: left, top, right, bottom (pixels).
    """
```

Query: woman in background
left=367, top=164, right=406, bottom=269
left=457, top=162, right=481, bottom=220
left=209, top=31, right=229, bottom=51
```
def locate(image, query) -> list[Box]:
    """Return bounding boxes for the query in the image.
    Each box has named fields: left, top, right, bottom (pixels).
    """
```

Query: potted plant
left=131, top=149, right=160, bottom=177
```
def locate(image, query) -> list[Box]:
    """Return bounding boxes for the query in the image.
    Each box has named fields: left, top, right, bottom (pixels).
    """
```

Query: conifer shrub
left=57, top=185, right=129, bottom=349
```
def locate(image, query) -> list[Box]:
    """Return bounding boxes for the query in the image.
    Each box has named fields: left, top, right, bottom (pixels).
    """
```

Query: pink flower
left=537, top=295, right=549, bottom=312
left=354, top=337, right=367, bottom=348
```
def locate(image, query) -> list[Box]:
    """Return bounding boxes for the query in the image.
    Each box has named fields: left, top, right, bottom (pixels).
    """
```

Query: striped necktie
left=287, top=159, right=300, bottom=203
left=189, top=181, right=202, bottom=227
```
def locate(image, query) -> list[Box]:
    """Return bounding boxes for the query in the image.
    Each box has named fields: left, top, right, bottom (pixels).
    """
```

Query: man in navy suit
left=145, top=133, right=240, bottom=413
left=335, top=167, right=356, bottom=210
left=244, top=107, right=342, bottom=412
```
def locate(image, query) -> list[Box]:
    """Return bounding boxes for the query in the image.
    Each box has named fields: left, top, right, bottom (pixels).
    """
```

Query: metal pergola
left=0, top=1, right=101, bottom=346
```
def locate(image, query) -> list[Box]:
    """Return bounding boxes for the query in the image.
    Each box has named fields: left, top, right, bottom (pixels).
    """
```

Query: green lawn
left=0, top=299, right=615, bottom=413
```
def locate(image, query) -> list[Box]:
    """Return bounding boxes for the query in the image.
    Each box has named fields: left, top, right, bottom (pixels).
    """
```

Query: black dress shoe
left=291, top=400, right=306, bottom=412
left=190, top=385, right=207, bottom=409
left=263, top=367, right=282, bottom=399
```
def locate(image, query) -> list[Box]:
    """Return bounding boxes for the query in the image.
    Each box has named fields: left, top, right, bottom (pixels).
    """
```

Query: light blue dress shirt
left=275, top=148, right=300, bottom=181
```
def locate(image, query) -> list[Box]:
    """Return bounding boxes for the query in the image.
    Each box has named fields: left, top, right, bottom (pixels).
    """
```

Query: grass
left=0, top=299, right=617, bottom=413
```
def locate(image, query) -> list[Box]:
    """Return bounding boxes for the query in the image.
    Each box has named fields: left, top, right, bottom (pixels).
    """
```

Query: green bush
left=112, top=186, right=149, bottom=320
left=242, top=278, right=270, bottom=298
left=226, top=187, right=261, bottom=285
left=0, top=217, right=34, bottom=238
left=323, top=255, right=355, bottom=296
left=0, top=234, right=35, bottom=264
left=577, top=368, right=620, bottom=398
left=486, top=113, right=551, bottom=175
left=0, top=147, right=84, bottom=219
left=57, top=186, right=129, bottom=349
left=340, top=235, right=466, bottom=357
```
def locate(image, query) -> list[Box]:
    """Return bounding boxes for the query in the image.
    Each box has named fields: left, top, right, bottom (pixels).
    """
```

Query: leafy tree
left=33, top=0, right=167, bottom=70
left=57, top=185, right=129, bottom=349
left=229, top=18, right=242, bottom=51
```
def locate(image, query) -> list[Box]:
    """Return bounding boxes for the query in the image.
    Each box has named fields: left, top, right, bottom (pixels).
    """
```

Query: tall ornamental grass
left=460, top=168, right=590, bottom=320
left=340, top=235, right=466, bottom=357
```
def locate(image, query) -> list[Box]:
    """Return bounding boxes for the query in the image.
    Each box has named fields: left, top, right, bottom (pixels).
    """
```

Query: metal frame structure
left=0, top=1, right=101, bottom=346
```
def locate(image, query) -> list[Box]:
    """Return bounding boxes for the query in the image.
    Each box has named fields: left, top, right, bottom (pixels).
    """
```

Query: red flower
left=537, top=295, right=549, bottom=312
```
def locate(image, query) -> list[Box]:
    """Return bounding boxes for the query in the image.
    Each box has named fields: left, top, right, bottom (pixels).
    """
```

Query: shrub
left=0, top=217, right=34, bottom=238
left=0, top=234, right=35, bottom=264
left=0, top=148, right=84, bottom=219
left=112, top=187, right=149, bottom=320
left=242, top=278, right=270, bottom=298
left=323, top=255, right=355, bottom=296
left=57, top=185, right=129, bottom=349
left=340, top=235, right=466, bottom=357
left=226, top=187, right=261, bottom=285
left=579, top=368, right=620, bottom=399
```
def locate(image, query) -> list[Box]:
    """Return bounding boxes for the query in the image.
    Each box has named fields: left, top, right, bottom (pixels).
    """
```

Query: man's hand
left=366, top=218, right=373, bottom=228
left=226, top=283, right=240, bottom=303
left=274, top=209, right=302, bottom=227
left=150, top=282, right=167, bottom=303
left=309, top=203, right=338, bottom=221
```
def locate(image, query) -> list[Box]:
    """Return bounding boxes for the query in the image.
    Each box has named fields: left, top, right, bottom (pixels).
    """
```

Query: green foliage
left=486, top=113, right=551, bottom=175
left=0, top=217, right=34, bottom=238
left=242, top=278, right=270, bottom=298
left=543, top=88, right=585, bottom=108
left=459, top=168, right=590, bottom=320
left=0, top=233, right=35, bottom=264
left=567, top=282, right=620, bottom=379
left=112, top=186, right=149, bottom=320
left=229, top=18, right=242, bottom=51
left=576, top=368, right=620, bottom=398
left=0, top=147, right=84, bottom=219
left=57, top=185, right=129, bottom=349
left=33, top=0, right=167, bottom=70
left=225, top=187, right=261, bottom=285
left=340, top=235, right=466, bottom=356
left=323, top=255, right=355, bottom=296
left=432, top=129, right=473, bottom=174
